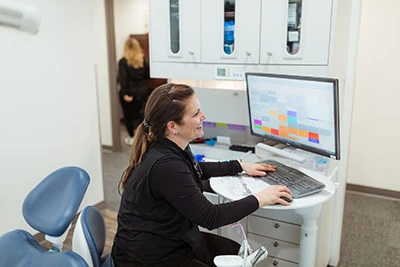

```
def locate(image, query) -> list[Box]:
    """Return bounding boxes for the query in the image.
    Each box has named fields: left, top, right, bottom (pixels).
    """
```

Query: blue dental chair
left=0, top=166, right=90, bottom=267
left=72, top=206, right=114, bottom=267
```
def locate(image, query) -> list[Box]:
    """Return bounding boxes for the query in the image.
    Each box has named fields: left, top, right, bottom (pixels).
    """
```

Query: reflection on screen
left=246, top=73, right=340, bottom=160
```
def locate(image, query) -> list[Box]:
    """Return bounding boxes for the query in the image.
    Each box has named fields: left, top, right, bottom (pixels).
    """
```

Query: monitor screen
left=245, top=73, right=340, bottom=160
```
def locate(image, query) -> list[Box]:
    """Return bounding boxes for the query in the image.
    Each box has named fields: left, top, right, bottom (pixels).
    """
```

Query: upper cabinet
left=148, top=0, right=335, bottom=79
left=260, top=0, right=333, bottom=65
left=149, top=0, right=201, bottom=63
left=201, top=0, right=261, bottom=64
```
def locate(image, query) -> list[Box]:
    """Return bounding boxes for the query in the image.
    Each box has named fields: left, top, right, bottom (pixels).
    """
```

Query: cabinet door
left=149, top=0, right=201, bottom=63
left=259, top=0, right=333, bottom=65
left=201, top=0, right=261, bottom=64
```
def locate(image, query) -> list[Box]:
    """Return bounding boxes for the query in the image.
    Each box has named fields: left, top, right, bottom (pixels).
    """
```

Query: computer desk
left=210, top=173, right=335, bottom=267
left=190, top=144, right=338, bottom=267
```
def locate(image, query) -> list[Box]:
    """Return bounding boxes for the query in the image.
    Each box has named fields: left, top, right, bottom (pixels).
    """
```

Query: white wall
left=95, top=0, right=148, bottom=147
left=94, top=0, right=112, bottom=147
left=347, top=0, right=400, bottom=191
left=0, top=0, right=104, bottom=235
left=114, top=0, right=149, bottom=60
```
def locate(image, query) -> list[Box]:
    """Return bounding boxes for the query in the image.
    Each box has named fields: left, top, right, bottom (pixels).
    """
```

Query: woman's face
left=177, top=94, right=206, bottom=143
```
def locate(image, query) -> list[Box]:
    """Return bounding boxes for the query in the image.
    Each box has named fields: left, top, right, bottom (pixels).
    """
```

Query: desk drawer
left=247, top=215, right=301, bottom=244
left=247, top=233, right=299, bottom=263
left=258, top=257, right=298, bottom=267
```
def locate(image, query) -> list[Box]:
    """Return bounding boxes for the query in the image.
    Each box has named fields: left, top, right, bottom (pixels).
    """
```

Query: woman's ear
left=166, top=121, right=177, bottom=135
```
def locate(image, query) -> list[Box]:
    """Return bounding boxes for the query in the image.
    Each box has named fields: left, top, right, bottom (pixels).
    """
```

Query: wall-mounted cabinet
left=201, top=0, right=261, bottom=64
left=260, top=0, right=333, bottom=65
left=149, top=0, right=201, bottom=63
left=149, top=0, right=335, bottom=79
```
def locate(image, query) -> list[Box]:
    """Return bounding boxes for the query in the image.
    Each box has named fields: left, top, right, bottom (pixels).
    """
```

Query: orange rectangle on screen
left=289, top=127, right=297, bottom=135
left=262, top=126, right=271, bottom=133
left=298, top=130, right=308, bottom=138
left=279, top=126, right=289, bottom=138
left=278, top=114, right=287, bottom=122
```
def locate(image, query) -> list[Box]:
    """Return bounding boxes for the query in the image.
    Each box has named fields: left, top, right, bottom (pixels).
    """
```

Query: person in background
left=111, top=83, right=292, bottom=267
left=118, top=37, right=150, bottom=145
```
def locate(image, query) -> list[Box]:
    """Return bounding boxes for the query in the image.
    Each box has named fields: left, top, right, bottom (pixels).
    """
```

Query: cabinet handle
left=274, top=223, right=280, bottom=229
left=273, top=260, right=279, bottom=266
left=188, top=51, right=194, bottom=55
left=273, top=241, right=279, bottom=247
left=246, top=51, right=251, bottom=56
left=267, top=52, right=273, bottom=56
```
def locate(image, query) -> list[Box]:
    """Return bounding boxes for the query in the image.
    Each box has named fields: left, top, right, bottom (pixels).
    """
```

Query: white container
left=213, top=255, right=243, bottom=267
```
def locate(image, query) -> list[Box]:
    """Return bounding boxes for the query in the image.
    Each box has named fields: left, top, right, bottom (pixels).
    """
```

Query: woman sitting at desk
left=111, top=83, right=292, bottom=267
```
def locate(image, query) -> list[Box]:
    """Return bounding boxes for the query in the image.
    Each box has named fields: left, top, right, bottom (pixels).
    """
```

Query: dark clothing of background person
left=118, top=58, right=150, bottom=137
left=112, top=138, right=259, bottom=267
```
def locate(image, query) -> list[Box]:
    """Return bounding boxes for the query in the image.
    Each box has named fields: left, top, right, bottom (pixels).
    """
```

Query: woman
left=111, top=83, right=292, bottom=267
left=118, top=37, right=150, bottom=145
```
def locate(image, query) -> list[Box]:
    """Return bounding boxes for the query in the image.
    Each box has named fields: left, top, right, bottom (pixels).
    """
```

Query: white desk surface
left=190, top=143, right=336, bottom=210
left=210, top=170, right=335, bottom=210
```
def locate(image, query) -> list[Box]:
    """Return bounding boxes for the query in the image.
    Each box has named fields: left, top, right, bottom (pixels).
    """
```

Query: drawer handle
left=273, top=241, right=279, bottom=247
left=273, top=260, right=279, bottom=266
left=274, top=223, right=280, bottom=229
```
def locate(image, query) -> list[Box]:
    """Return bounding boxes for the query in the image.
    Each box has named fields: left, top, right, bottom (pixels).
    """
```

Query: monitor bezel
left=245, top=72, right=341, bottom=160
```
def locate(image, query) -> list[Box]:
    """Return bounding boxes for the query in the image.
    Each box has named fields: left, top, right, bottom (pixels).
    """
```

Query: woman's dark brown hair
left=120, top=83, right=195, bottom=189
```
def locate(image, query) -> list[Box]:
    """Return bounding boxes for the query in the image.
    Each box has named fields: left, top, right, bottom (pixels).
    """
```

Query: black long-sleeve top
left=118, top=57, right=150, bottom=99
left=112, top=138, right=259, bottom=266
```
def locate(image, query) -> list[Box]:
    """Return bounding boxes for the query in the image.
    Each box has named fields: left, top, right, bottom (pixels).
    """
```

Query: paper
left=224, top=175, right=270, bottom=197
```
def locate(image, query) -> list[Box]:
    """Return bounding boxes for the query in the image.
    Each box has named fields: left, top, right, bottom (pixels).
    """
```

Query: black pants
left=112, top=232, right=240, bottom=267
left=190, top=232, right=241, bottom=267
left=119, top=95, right=144, bottom=137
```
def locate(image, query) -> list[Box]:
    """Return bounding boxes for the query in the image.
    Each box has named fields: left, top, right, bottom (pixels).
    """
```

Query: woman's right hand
left=123, top=95, right=133, bottom=102
left=254, top=185, right=292, bottom=207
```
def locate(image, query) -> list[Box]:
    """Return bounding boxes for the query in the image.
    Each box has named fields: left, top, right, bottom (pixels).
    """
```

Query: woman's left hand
left=239, top=161, right=276, bottom=177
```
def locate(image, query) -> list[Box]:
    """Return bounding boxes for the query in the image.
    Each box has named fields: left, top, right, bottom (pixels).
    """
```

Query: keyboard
left=259, top=159, right=325, bottom=198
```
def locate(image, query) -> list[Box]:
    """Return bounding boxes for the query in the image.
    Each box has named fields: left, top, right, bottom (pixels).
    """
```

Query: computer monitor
left=245, top=72, right=340, bottom=160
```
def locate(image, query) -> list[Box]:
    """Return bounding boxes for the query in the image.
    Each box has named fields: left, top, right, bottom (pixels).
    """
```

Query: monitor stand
left=256, top=143, right=306, bottom=163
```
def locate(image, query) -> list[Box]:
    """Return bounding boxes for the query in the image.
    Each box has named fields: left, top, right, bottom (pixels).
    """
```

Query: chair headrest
left=22, top=166, right=90, bottom=236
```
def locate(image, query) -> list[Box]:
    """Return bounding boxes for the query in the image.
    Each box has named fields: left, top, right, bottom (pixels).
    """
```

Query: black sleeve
left=143, top=60, right=150, bottom=80
left=151, top=159, right=258, bottom=230
left=118, top=59, right=130, bottom=95
left=199, top=160, right=243, bottom=180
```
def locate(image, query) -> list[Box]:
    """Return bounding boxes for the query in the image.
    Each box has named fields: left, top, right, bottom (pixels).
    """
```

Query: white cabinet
left=247, top=215, right=301, bottom=266
left=259, top=0, right=333, bottom=65
left=149, top=0, right=333, bottom=68
left=149, top=0, right=201, bottom=63
left=201, top=0, right=261, bottom=64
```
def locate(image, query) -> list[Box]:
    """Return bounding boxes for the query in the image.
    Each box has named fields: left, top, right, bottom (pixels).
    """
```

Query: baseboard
left=33, top=201, right=105, bottom=243
left=346, top=183, right=400, bottom=199
left=102, top=145, right=113, bottom=151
